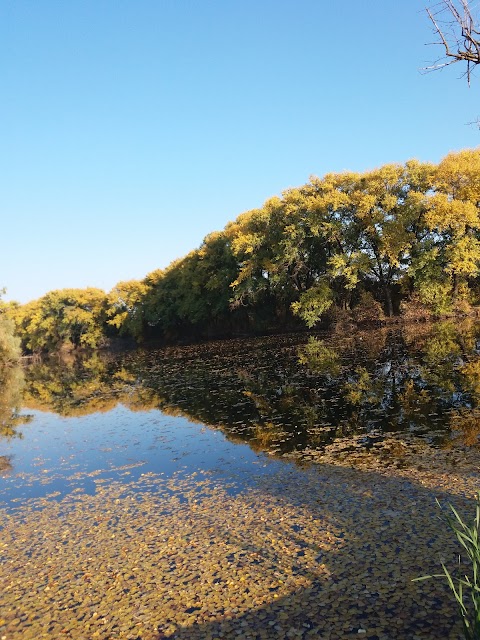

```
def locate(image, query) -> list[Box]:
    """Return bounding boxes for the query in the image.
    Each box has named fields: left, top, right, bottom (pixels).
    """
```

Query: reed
left=414, top=493, right=480, bottom=640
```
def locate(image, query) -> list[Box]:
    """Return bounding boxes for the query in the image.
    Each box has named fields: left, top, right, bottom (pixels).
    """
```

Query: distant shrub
left=400, top=295, right=433, bottom=321
left=326, top=305, right=354, bottom=332
left=418, top=281, right=453, bottom=316
left=351, top=292, right=384, bottom=325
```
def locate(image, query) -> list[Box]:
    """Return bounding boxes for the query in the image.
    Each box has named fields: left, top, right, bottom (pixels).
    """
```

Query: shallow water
left=0, top=406, right=286, bottom=510
left=1, top=321, right=480, bottom=638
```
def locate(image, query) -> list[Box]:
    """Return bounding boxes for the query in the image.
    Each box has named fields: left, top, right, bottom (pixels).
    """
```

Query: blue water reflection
left=0, top=405, right=282, bottom=510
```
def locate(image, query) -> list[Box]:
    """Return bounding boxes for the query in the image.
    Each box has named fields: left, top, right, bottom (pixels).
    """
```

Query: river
left=1, top=320, right=479, bottom=639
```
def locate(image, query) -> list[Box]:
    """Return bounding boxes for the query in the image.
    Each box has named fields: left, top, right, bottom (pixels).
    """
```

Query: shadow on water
left=142, top=463, right=472, bottom=640
left=2, top=455, right=472, bottom=638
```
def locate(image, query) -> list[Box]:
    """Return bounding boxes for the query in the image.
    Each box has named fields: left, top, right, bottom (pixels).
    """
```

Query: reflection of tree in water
left=0, top=363, right=32, bottom=473
left=23, top=353, right=136, bottom=416
left=304, top=322, right=480, bottom=445
left=447, top=409, right=480, bottom=448
left=20, top=321, right=480, bottom=464
left=22, top=352, right=166, bottom=418
left=0, top=364, right=29, bottom=438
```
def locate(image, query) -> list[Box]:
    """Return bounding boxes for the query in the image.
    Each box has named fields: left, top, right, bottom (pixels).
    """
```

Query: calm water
left=1, top=319, right=480, bottom=508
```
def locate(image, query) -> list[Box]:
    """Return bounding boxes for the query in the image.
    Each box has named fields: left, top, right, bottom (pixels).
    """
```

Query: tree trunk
left=384, top=284, right=393, bottom=317
left=452, top=273, right=459, bottom=300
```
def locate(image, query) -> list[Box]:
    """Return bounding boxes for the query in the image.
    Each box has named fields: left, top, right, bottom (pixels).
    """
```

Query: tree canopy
left=7, top=149, right=480, bottom=353
left=0, top=290, right=21, bottom=364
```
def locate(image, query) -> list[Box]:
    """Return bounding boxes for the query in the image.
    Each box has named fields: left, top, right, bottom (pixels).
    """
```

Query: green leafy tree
left=0, top=289, right=21, bottom=364
left=143, top=231, right=239, bottom=339
left=411, top=150, right=480, bottom=313
left=12, top=288, right=109, bottom=353
left=107, top=279, right=148, bottom=341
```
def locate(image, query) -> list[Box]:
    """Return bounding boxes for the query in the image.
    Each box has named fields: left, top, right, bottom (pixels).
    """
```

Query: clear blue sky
left=1, top=0, right=478, bottom=303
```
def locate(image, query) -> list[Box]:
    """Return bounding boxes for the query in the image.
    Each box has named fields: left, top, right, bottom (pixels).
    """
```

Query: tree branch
left=425, top=1, right=480, bottom=84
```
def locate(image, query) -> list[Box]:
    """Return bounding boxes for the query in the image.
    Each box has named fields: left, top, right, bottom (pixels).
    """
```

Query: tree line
left=4, top=148, right=480, bottom=353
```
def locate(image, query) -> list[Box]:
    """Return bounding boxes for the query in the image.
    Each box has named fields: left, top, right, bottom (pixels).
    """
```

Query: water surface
left=2, top=321, right=480, bottom=638
left=2, top=319, right=480, bottom=502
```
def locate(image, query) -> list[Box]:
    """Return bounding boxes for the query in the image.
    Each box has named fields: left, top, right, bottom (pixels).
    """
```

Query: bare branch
left=425, top=0, right=480, bottom=84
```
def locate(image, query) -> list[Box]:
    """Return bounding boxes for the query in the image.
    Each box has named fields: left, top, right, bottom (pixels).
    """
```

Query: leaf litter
left=1, top=459, right=479, bottom=639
